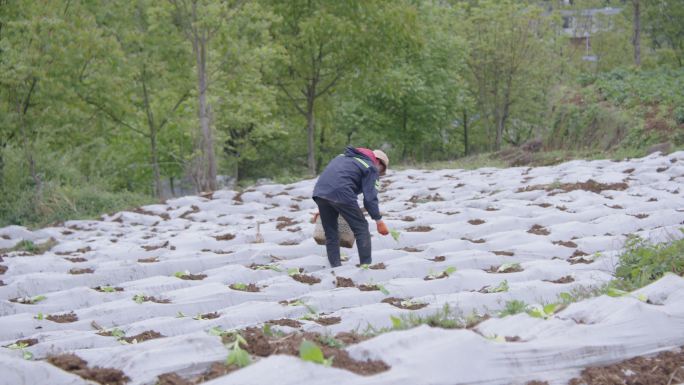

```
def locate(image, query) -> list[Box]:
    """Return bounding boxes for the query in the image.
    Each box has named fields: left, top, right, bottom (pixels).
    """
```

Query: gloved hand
left=376, top=220, right=389, bottom=235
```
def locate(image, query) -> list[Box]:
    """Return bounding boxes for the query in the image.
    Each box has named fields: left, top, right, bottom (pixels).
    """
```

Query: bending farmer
left=312, top=146, right=390, bottom=267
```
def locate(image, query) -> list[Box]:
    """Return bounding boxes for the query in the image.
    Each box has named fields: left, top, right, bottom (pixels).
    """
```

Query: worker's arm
left=361, top=168, right=382, bottom=221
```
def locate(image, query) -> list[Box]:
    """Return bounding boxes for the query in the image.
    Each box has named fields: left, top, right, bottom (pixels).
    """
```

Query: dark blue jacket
left=313, top=146, right=382, bottom=220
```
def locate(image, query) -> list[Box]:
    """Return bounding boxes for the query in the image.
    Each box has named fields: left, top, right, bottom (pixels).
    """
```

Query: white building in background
left=558, top=6, right=623, bottom=61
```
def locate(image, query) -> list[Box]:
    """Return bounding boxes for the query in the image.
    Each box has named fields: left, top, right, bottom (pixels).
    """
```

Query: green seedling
left=390, top=229, right=401, bottom=242
left=287, top=268, right=301, bottom=276
left=254, top=264, right=282, bottom=272
left=208, top=326, right=233, bottom=337
left=485, top=280, right=509, bottom=294
left=99, top=286, right=117, bottom=293
left=176, top=311, right=186, bottom=318
left=499, top=300, right=527, bottom=317
left=225, top=334, right=251, bottom=368
left=299, top=340, right=333, bottom=367
left=193, top=314, right=204, bottom=320
left=299, top=312, right=318, bottom=321
left=232, top=283, right=247, bottom=290
left=174, top=271, right=189, bottom=278
left=400, top=299, right=425, bottom=308
left=262, top=323, right=274, bottom=337
left=358, top=264, right=370, bottom=270
left=34, top=312, right=44, bottom=320
left=527, top=303, right=562, bottom=320
left=319, top=335, right=345, bottom=349
left=497, top=263, right=521, bottom=273
left=7, top=342, right=34, bottom=360
left=376, top=284, right=390, bottom=296
left=133, top=294, right=146, bottom=304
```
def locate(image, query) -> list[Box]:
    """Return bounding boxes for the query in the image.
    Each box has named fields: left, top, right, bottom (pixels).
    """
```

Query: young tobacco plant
left=7, top=342, right=33, bottom=360
left=226, top=333, right=251, bottom=368
left=299, top=340, right=333, bottom=367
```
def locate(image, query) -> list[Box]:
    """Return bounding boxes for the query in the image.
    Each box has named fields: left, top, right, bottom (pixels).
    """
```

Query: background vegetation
left=1, top=0, right=683, bottom=227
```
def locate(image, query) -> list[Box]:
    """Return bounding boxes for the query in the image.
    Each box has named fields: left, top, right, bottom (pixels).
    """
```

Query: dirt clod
left=406, top=226, right=433, bottom=232
left=528, top=224, right=550, bottom=236
left=267, top=318, right=302, bottom=328
left=545, top=275, right=575, bottom=284
left=493, top=251, right=515, bottom=256
left=48, top=354, right=130, bottom=385
left=177, top=273, right=207, bottom=280
left=553, top=240, right=578, bottom=248
left=47, top=311, right=78, bottom=323
left=213, top=233, right=235, bottom=241
left=382, top=297, right=427, bottom=310
left=69, top=268, right=94, bottom=274
left=568, top=347, right=684, bottom=385
left=137, top=257, right=159, bottom=263
left=121, top=330, right=164, bottom=343
left=468, top=219, right=485, bottom=225
left=336, top=277, right=355, bottom=288
left=429, top=256, right=446, bottom=262
left=292, top=274, right=321, bottom=285
left=229, top=283, right=260, bottom=292
left=314, top=316, right=341, bottom=326
left=65, top=257, right=88, bottom=263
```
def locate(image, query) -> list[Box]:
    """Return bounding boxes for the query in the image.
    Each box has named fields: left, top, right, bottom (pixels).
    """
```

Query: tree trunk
left=306, top=93, right=316, bottom=176
left=633, top=0, right=641, bottom=67
left=141, top=72, right=162, bottom=199
left=194, top=29, right=217, bottom=191
left=463, top=109, right=469, bottom=156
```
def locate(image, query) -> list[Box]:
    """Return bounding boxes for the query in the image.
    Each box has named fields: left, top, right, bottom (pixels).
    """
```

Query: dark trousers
left=314, top=197, right=372, bottom=267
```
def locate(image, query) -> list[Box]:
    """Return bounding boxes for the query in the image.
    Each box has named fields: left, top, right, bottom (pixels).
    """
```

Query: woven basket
left=313, top=214, right=355, bottom=248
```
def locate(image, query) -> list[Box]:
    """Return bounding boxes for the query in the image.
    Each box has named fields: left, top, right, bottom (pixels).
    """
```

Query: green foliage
left=499, top=300, right=527, bottom=317
left=225, top=333, right=251, bottom=368
left=385, top=304, right=484, bottom=332
left=299, top=340, right=333, bottom=367
left=614, top=231, right=684, bottom=290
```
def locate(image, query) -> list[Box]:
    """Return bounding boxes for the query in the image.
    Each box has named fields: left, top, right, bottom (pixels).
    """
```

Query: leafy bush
left=614, top=232, right=684, bottom=290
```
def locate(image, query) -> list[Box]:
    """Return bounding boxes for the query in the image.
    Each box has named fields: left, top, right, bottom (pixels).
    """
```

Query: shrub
left=614, top=231, right=684, bottom=290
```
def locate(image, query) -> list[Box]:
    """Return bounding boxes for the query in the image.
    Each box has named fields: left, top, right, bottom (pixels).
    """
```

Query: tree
left=266, top=0, right=412, bottom=175
left=463, top=0, right=556, bottom=150
left=167, top=0, right=246, bottom=191
left=642, top=0, right=684, bottom=67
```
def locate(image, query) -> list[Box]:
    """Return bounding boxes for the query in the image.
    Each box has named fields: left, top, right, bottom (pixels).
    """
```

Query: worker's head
left=373, top=149, right=389, bottom=176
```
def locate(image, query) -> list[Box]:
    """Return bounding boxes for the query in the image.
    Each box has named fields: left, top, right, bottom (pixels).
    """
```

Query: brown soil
left=233, top=328, right=389, bottom=376
left=485, top=207, right=500, bottom=211
left=382, top=297, right=428, bottom=310
left=48, top=354, right=130, bottom=385
left=47, top=311, right=78, bottom=323
left=486, top=264, right=524, bottom=274
left=647, top=197, right=658, bottom=202
left=314, top=316, right=341, bottom=326
left=199, top=312, right=220, bottom=319
left=462, top=237, right=486, bottom=244
left=429, top=256, right=446, bottom=262
left=568, top=347, right=684, bottom=385
left=179, top=205, right=200, bottom=219
left=142, top=241, right=169, bottom=251
left=140, top=296, right=171, bottom=304
left=401, top=216, right=416, bottom=222
left=525, top=381, right=549, bottom=385
left=534, top=203, right=553, bottom=208
left=279, top=240, right=301, bottom=246
left=121, top=330, right=164, bottom=343
left=545, top=275, right=575, bottom=284
left=553, top=240, right=578, bottom=248
left=630, top=213, right=649, bottom=219
left=409, top=193, right=444, bottom=203
left=358, top=284, right=381, bottom=291
left=606, top=204, right=624, bottom=209
left=276, top=217, right=299, bottom=230
left=528, top=224, right=550, bottom=236
left=229, top=283, right=260, bottom=292
left=65, top=257, right=88, bottom=263
left=0, top=265, right=9, bottom=274
left=286, top=227, right=301, bottom=232
left=406, top=226, right=433, bottom=232
left=505, top=336, right=523, bottom=342
left=518, top=179, right=629, bottom=195
left=369, top=262, right=386, bottom=270
left=178, top=273, right=207, bottom=280
left=137, top=257, right=159, bottom=263
left=336, top=277, right=355, bottom=288
left=14, top=338, right=38, bottom=347
left=493, top=251, right=515, bottom=256
left=69, top=268, right=94, bottom=274
left=213, top=233, right=235, bottom=241
left=424, top=272, right=449, bottom=281
left=134, top=207, right=171, bottom=221
left=93, top=286, right=124, bottom=292
left=157, top=372, right=193, bottom=385
left=335, top=331, right=370, bottom=345
left=556, top=205, right=569, bottom=211
left=569, top=257, right=594, bottom=265
left=399, top=246, right=423, bottom=252
left=622, top=168, right=635, bottom=174
left=468, top=219, right=486, bottom=225
left=291, top=274, right=321, bottom=285
left=572, top=250, right=588, bottom=257
left=267, top=319, right=302, bottom=328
